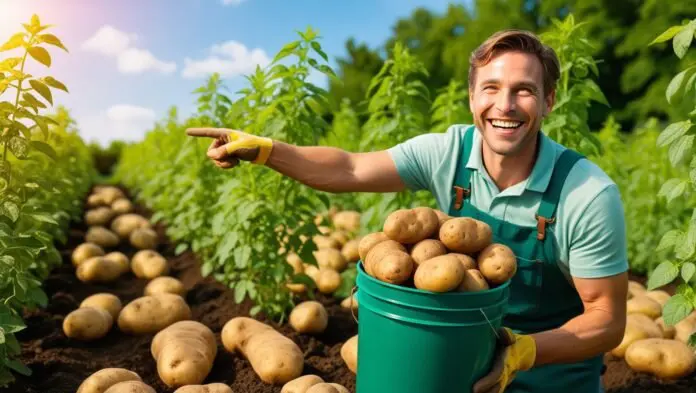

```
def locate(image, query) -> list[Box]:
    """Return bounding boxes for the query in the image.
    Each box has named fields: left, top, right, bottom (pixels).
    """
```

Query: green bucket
left=354, top=261, right=510, bottom=393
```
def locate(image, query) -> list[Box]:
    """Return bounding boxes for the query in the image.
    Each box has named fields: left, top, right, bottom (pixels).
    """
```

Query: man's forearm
left=530, top=308, right=624, bottom=366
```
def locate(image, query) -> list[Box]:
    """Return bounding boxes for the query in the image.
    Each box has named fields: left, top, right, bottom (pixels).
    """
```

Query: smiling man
left=186, top=29, right=629, bottom=393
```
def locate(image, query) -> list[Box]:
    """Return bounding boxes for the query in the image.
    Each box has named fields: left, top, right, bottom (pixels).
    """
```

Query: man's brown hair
left=468, top=29, right=560, bottom=96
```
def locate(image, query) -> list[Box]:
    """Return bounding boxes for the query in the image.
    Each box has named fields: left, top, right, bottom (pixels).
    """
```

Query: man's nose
left=494, top=90, right=516, bottom=113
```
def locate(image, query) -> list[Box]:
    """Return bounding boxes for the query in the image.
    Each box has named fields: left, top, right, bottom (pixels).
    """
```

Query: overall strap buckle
left=453, top=185, right=470, bottom=210
left=535, top=214, right=556, bottom=241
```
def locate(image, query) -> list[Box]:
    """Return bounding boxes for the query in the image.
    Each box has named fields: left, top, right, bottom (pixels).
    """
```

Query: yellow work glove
left=185, top=127, right=274, bottom=166
left=473, top=327, right=537, bottom=393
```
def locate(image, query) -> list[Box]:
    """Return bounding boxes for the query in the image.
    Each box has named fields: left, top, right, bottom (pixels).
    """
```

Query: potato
left=409, top=239, right=447, bottom=265
left=451, top=253, right=477, bottom=270
left=627, top=295, right=662, bottom=319
left=118, top=294, right=191, bottom=335
left=111, top=214, right=151, bottom=239
left=383, top=207, right=439, bottom=244
left=313, top=235, right=340, bottom=250
left=372, top=250, right=414, bottom=285
left=289, top=301, right=328, bottom=334
left=610, top=313, right=663, bottom=358
left=104, top=381, right=156, bottom=393
left=173, top=383, right=233, bottom=393
left=330, top=231, right=351, bottom=247
left=144, top=276, right=187, bottom=297
left=104, top=251, right=130, bottom=275
left=87, top=193, right=106, bottom=208
left=306, top=384, right=350, bottom=393
left=151, top=321, right=217, bottom=387
left=77, top=368, right=142, bottom=393
left=316, top=268, right=342, bottom=294
left=433, top=209, right=452, bottom=228
left=111, top=198, right=133, bottom=215
left=341, top=294, right=358, bottom=312
left=341, top=239, right=360, bottom=263
left=625, top=338, right=696, bottom=379
left=303, top=264, right=320, bottom=282
left=645, top=290, right=670, bottom=307
left=314, top=248, right=348, bottom=272
left=86, top=226, right=120, bottom=248
left=655, top=317, right=676, bottom=339
left=341, top=335, right=358, bottom=374
left=287, top=253, right=304, bottom=274
left=477, top=243, right=517, bottom=285
left=364, top=240, right=406, bottom=276
left=77, top=257, right=124, bottom=283
left=674, top=312, right=696, bottom=343
left=457, top=269, right=490, bottom=292
left=332, top=210, right=361, bottom=232
left=72, top=243, right=105, bottom=267
left=80, top=293, right=122, bottom=319
left=131, top=250, right=169, bottom=279
left=627, top=280, right=646, bottom=299
left=98, top=187, right=126, bottom=205
left=63, top=307, right=113, bottom=341
left=439, top=217, right=492, bottom=254
left=130, top=227, right=159, bottom=250
left=281, top=375, right=324, bottom=393
left=414, top=254, right=466, bottom=292
left=318, top=226, right=331, bottom=235
left=85, top=207, right=116, bottom=227
left=221, top=317, right=304, bottom=384
left=358, top=232, right=390, bottom=261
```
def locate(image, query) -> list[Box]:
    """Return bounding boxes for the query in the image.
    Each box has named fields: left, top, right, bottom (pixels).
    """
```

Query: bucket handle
left=350, top=285, right=358, bottom=324
left=479, top=308, right=500, bottom=339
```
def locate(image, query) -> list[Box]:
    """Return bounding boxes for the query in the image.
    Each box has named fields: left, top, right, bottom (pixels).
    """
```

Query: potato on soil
left=77, top=257, right=124, bottom=283
left=151, top=320, right=217, bottom=387
left=332, top=210, right=361, bottom=232
left=409, top=239, right=447, bottom=265
left=674, top=312, right=696, bottom=343
left=314, top=248, right=348, bottom=272
left=372, top=250, right=414, bottom=285
left=118, top=293, right=191, bottom=335
left=358, top=232, right=390, bottom=261
left=289, top=301, right=328, bottom=334
left=625, top=338, right=696, bottom=379
left=80, top=293, right=122, bottom=319
left=439, top=217, right=492, bottom=254
left=173, top=383, right=233, bottom=393
left=364, top=240, right=406, bottom=276
left=627, top=295, right=662, bottom=319
left=63, top=307, right=113, bottom=341
left=457, top=269, right=490, bottom=292
left=414, top=254, right=466, bottom=292
left=97, top=187, right=126, bottom=205
left=341, top=239, right=360, bottom=262
left=655, top=317, right=676, bottom=339
left=281, top=375, right=324, bottom=393
left=383, top=207, right=439, bottom=244
left=144, top=276, right=187, bottom=297
left=627, top=280, right=646, bottom=299
left=222, top=317, right=304, bottom=384
left=111, top=198, right=133, bottom=215
left=330, top=230, right=351, bottom=247
left=315, top=268, right=342, bottom=294
left=111, top=214, right=151, bottom=239
left=86, top=226, right=120, bottom=248
left=104, top=251, right=130, bottom=275
left=72, top=243, right=105, bottom=266
left=85, top=207, right=116, bottom=227
left=287, top=253, right=304, bottom=274
left=87, top=193, right=106, bottom=208
left=313, top=235, right=340, bottom=250
left=341, top=294, right=358, bottom=312
left=130, top=227, right=159, bottom=250
left=77, top=368, right=142, bottom=393
left=104, top=381, right=156, bottom=393
left=477, top=243, right=517, bottom=285
left=341, top=335, right=358, bottom=374
left=306, top=384, right=350, bottom=393
left=645, top=290, right=670, bottom=307
left=610, top=313, right=663, bottom=358
left=131, top=250, right=169, bottom=279
left=303, top=264, right=320, bottom=282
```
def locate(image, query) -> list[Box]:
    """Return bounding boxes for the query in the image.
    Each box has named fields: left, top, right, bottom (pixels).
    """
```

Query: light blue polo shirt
left=387, top=124, right=628, bottom=282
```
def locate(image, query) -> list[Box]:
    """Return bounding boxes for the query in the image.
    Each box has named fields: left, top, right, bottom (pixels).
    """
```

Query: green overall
left=448, top=127, right=605, bottom=393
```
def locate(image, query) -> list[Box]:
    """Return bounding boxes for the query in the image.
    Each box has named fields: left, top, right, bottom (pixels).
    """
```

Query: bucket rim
left=356, top=260, right=511, bottom=296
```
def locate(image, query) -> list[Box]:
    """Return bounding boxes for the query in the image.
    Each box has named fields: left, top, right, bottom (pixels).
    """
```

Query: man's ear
left=543, top=89, right=556, bottom=117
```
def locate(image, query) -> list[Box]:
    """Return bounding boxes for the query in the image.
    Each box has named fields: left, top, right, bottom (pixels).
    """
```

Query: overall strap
left=450, top=126, right=476, bottom=212
left=535, top=148, right=584, bottom=240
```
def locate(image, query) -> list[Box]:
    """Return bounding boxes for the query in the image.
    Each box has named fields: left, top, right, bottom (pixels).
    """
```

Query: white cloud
left=181, top=40, right=270, bottom=79
left=221, top=0, right=247, bottom=5
left=82, top=25, right=176, bottom=75
left=77, top=105, right=157, bottom=146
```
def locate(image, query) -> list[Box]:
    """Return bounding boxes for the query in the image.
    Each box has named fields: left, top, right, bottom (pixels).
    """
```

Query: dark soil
left=5, top=188, right=695, bottom=393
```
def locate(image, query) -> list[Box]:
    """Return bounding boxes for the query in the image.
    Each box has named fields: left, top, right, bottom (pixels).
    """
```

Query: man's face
left=469, top=51, right=555, bottom=156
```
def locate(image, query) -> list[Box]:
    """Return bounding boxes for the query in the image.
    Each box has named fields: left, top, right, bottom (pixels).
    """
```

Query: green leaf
left=175, top=243, right=188, bottom=255
left=656, top=229, right=684, bottom=252
left=662, top=294, right=693, bottom=326
left=666, top=67, right=696, bottom=104
left=29, top=141, right=57, bottom=160
left=234, top=281, right=247, bottom=303
left=0, top=313, right=26, bottom=334
left=41, top=76, right=68, bottom=92
left=5, top=359, right=32, bottom=376
left=657, top=121, right=691, bottom=147
left=28, top=46, right=51, bottom=67
left=27, top=287, right=48, bottom=307
left=673, top=22, right=696, bottom=59
left=659, top=178, right=688, bottom=204
left=273, top=40, right=301, bottom=63
left=29, top=212, right=57, bottom=225
left=1, top=201, right=20, bottom=222
left=0, top=329, right=4, bottom=345
left=0, top=33, right=26, bottom=52
left=682, top=262, right=696, bottom=282
left=310, top=41, right=328, bottom=62
left=38, top=34, right=68, bottom=52
left=650, top=25, right=685, bottom=45
left=29, top=80, right=52, bottom=105
left=647, top=261, right=680, bottom=290
left=669, top=134, right=694, bottom=166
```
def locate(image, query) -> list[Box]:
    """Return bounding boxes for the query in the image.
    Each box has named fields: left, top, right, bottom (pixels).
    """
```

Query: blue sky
left=0, top=0, right=460, bottom=146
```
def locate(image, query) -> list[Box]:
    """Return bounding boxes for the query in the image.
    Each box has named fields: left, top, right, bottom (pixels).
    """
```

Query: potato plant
left=0, top=15, right=95, bottom=386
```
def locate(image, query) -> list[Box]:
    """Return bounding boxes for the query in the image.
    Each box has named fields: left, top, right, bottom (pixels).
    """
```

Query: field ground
left=6, top=187, right=695, bottom=393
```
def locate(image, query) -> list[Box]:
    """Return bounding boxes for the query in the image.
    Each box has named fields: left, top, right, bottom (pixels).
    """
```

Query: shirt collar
left=465, top=127, right=556, bottom=194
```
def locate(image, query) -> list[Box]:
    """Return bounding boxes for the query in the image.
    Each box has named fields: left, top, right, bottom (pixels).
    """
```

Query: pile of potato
left=610, top=279, right=696, bottom=380
left=358, top=207, right=516, bottom=293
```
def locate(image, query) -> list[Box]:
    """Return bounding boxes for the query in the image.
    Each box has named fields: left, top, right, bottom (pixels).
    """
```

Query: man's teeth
left=491, top=120, right=522, bottom=129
